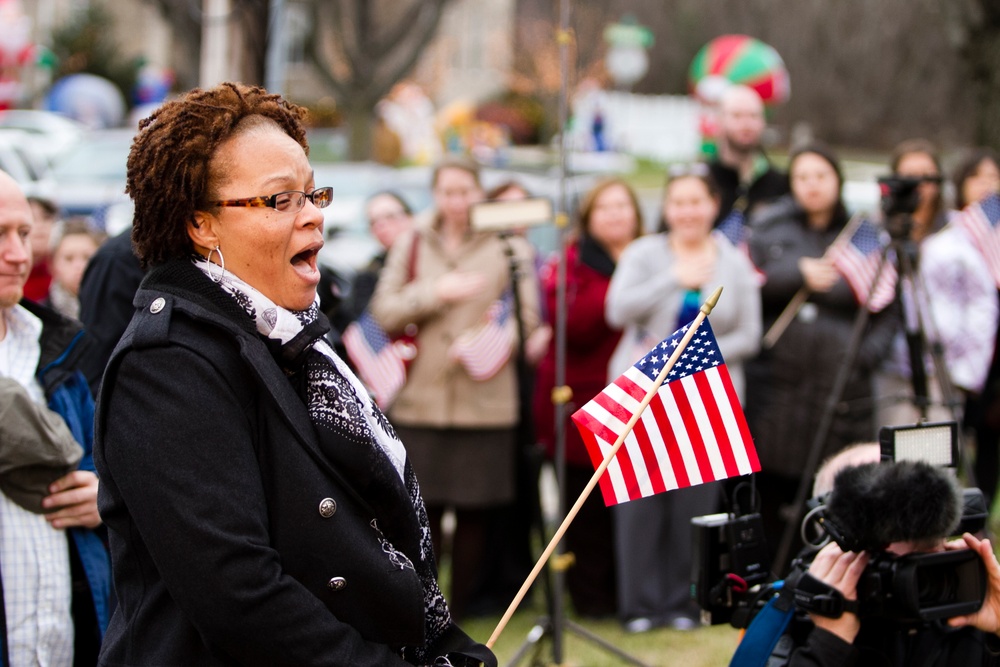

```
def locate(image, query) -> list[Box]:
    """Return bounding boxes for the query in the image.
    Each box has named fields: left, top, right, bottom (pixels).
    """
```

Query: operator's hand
left=435, top=271, right=487, bottom=304
left=806, top=542, right=869, bottom=644
left=799, top=256, right=840, bottom=293
left=946, top=533, right=1000, bottom=635
left=41, top=470, right=102, bottom=529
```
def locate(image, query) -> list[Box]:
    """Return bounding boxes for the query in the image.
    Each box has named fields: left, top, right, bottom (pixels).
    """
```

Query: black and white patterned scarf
left=193, top=258, right=452, bottom=665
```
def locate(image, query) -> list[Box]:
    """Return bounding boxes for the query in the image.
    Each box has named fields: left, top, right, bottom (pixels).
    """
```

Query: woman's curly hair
left=127, top=82, right=309, bottom=267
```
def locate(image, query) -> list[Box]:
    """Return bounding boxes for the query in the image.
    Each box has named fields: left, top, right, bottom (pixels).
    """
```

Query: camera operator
left=775, top=452, right=1000, bottom=666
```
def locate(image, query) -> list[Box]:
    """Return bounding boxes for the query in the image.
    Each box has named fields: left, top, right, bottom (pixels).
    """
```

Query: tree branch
left=366, top=0, right=428, bottom=61
left=368, top=0, right=448, bottom=101
left=304, top=3, right=350, bottom=100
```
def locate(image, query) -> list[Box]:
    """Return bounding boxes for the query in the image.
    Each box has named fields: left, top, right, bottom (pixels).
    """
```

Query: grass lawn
left=446, top=488, right=1000, bottom=667
left=458, top=594, right=742, bottom=667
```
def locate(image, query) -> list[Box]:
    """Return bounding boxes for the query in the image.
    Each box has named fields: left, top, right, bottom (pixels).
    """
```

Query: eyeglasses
left=369, top=210, right=408, bottom=227
left=211, top=186, right=333, bottom=213
left=667, top=163, right=710, bottom=179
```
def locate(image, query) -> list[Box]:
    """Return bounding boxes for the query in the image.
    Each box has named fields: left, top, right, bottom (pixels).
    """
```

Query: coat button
left=318, top=497, right=337, bottom=518
left=149, top=297, right=165, bottom=314
left=327, top=576, right=347, bottom=591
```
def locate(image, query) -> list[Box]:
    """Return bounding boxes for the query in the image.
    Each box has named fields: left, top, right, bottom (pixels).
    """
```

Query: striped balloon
left=689, top=35, right=790, bottom=106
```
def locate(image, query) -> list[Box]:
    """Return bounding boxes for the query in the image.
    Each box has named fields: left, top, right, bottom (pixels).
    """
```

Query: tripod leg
left=504, top=618, right=551, bottom=667
left=563, top=620, right=654, bottom=667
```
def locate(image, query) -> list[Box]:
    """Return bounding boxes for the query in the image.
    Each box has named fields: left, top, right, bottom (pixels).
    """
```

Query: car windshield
left=50, top=135, right=130, bottom=182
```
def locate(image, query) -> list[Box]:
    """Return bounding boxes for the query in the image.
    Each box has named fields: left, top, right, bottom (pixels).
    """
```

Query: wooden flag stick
left=486, top=286, right=724, bottom=648
left=760, top=212, right=867, bottom=350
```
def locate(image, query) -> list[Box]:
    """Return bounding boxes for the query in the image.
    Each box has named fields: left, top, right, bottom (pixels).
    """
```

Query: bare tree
left=515, top=0, right=987, bottom=154
left=944, top=0, right=1000, bottom=151
left=303, top=0, right=451, bottom=160
left=140, top=0, right=270, bottom=90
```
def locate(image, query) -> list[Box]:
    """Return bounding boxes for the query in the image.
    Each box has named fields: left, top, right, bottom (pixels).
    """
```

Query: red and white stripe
left=572, top=362, right=758, bottom=506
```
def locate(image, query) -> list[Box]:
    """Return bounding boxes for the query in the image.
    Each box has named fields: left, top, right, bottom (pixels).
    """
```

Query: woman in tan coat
left=370, top=157, right=539, bottom=619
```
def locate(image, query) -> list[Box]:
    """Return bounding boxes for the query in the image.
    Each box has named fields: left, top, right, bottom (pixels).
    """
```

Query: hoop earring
left=207, top=245, right=225, bottom=284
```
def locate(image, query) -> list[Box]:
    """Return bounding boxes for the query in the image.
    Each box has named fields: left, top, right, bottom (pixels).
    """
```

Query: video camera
left=877, top=174, right=943, bottom=239
left=692, top=422, right=990, bottom=628
left=691, top=482, right=773, bottom=627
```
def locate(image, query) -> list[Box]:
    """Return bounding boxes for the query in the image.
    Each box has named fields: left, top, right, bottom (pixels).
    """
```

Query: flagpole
left=760, top=212, right=867, bottom=349
left=487, top=285, right=724, bottom=648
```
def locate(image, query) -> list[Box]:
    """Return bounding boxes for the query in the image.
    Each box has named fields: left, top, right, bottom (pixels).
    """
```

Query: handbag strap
left=406, top=231, right=419, bottom=284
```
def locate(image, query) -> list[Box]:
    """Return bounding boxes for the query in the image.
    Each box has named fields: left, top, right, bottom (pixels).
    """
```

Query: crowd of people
left=3, top=78, right=1000, bottom=666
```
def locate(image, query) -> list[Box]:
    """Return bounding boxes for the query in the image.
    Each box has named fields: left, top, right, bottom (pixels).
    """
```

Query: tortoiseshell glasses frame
left=211, top=186, right=333, bottom=213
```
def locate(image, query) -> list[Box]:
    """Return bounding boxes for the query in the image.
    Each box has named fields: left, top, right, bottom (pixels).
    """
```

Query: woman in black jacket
left=745, top=144, right=898, bottom=568
left=93, top=82, right=494, bottom=667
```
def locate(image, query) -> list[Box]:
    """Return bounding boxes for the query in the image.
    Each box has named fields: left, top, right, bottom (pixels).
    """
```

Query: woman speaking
left=93, top=83, right=494, bottom=667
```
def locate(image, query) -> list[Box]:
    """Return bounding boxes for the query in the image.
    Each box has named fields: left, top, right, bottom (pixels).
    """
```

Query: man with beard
left=707, top=85, right=790, bottom=226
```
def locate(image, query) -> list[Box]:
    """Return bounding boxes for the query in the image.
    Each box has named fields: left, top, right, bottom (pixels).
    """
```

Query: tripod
left=499, top=2, right=647, bottom=664
left=772, top=208, right=970, bottom=570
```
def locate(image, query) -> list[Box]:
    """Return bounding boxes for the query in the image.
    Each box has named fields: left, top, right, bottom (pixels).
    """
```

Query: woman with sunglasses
left=93, top=83, right=494, bottom=667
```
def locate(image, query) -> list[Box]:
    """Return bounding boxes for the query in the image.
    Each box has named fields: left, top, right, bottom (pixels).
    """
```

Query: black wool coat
left=94, top=260, right=490, bottom=666
left=744, top=197, right=900, bottom=478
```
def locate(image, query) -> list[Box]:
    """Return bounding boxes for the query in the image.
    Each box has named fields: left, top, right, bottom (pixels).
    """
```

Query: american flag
left=713, top=209, right=747, bottom=248
left=342, top=311, right=407, bottom=409
left=571, top=319, right=759, bottom=506
left=453, top=291, right=515, bottom=381
left=952, top=193, right=1000, bottom=288
left=713, top=209, right=766, bottom=286
left=827, top=217, right=897, bottom=313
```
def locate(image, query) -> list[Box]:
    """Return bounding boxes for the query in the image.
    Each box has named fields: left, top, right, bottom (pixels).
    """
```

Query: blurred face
left=0, top=177, right=32, bottom=310
left=719, top=88, right=766, bottom=154
left=28, top=200, right=55, bottom=264
left=791, top=153, right=841, bottom=220
left=663, top=176, right=719, bottom=243
left=962, top=158, right=1000, bottom=208
left=895, top=151, right=940, bottom=213
left=366, top=194, right=412, bottom=251
left=50, top=233, right=99, bottom=296
left=495, top=185, right=528, bottom=202
left=588, top=183, right=638, bottom=250
left=194, top=125, right=325, bottom=311
left=433, top=167, right=483, bottom=228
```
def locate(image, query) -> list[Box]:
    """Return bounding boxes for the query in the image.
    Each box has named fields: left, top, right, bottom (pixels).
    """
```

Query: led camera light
left=879, top=422, right=958, bottom=468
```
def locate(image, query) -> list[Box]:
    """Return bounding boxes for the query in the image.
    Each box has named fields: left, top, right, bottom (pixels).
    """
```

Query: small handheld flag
left=713, top=209, right=766, bottom=286
left=952, top=193, right=1000, bottom=288
left=488, top=286, right=733, bottom=648
left=572, top=318, right=759, bottom=506
left=827, top=217, right=897, bottom=313
left=452, top=291, right=515, bottom=381
left=342, top=311, right=408, bottom=409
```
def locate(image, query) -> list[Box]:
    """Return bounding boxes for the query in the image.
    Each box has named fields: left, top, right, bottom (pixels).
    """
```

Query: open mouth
left=290, top=242, right=322, bottom=280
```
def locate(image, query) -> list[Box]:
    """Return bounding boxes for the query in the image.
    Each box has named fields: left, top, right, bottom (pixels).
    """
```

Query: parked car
left=0, top=131, right=51, bottom=198
left=313, top=161, right=597, bottom=277
left=44, top=129, right=134, bottom=222
left=314, top=162, right=432, bottom=277
left=0, top=109, right=85, bottom=167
